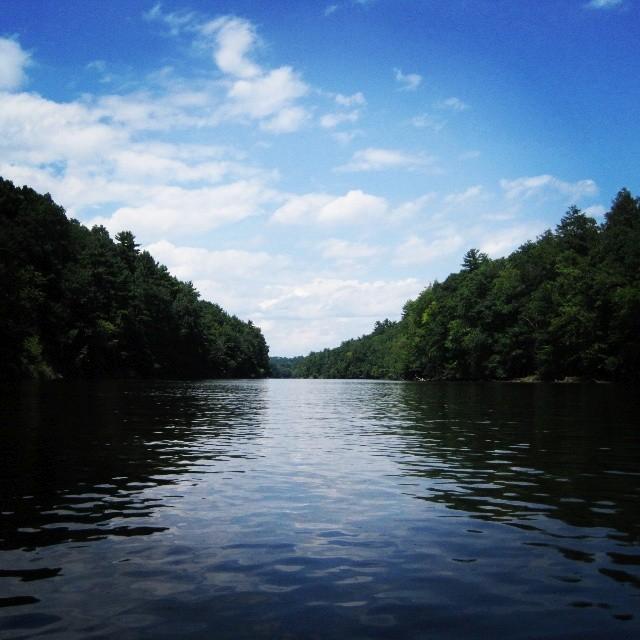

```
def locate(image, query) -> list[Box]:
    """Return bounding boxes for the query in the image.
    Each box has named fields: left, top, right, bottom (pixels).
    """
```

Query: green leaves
left=0, top=178, right=269, bottom=380
left=295, top=189, right=640, bottom=382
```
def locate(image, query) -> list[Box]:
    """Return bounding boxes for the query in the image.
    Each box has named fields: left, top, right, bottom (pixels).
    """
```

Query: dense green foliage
left=294, top=189, right=640, bottom=382
left=269, top=356, right=305, bottom=378
left=0, top=178, right=269, bottom=380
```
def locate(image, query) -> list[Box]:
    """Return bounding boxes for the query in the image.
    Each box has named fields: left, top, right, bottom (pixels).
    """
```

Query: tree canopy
left=293, top=189, right=640, bottom=382
left=0, top=178, right=269, bottom=380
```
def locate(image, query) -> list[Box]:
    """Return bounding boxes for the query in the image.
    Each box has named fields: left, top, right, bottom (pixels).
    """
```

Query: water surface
left=1, top=379, right=639, bottom=639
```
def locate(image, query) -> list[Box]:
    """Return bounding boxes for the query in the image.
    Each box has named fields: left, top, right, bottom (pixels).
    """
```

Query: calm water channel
left=0, top=379, right=639, bottom=639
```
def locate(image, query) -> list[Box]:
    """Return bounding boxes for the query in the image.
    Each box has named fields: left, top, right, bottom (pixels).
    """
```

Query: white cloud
left=585, top=0, right=623, bottom=8
left=90, top=180, right=279, bottom=238
left=319, top=190, right=388, bottom=223
left=272, top=190, right=388, bottom=225
left=331, top=130, right=362, bottom=144
left=438, top=96, right=470, bottom=112
left=479, top=223, right=545, bottom=257
left=144, top=11, right=311, bottom=134
left=145, top=240, right=289, bottom=281
left=394, top=233, right=465, bottom=265
left=201, top=16, right=261, bottom=78
left=0, top=37, right=31, bottom=91
left=94, top=91, right=213, bottom=131
left=222, top=65, right=309, bottom=128
left=335, top=92, right=366, bottom=107
left=271, top=193, right=333, bottom=224
left=199, top=17, right=311, bottom=133
left=443, top=185, right=486, bottom=206
left=336, top=147, right=433, bottom=172
left=320, top=110, right=360, bottom=128
left=144, top=4, right=198, bottom=36
left=500, top=175, right=598, bottom=202
left=394, top=67, right=422, bottom=91
left=320, top=238, right=381, bottom=262
left=259, top=277, right=420, bottom=321
left=0, top=92, right=126, bottom=164
left=392, top=193, right=437, bottom=219
left=261, top=105, right=309, bottom=133
left=584, top=204, right=606, bottom=218
left=410, top=113, right=446, bottom=131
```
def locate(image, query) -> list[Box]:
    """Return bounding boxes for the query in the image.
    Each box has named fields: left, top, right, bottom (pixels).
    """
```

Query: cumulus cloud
left=0, top=92, right=127, bottom=165
left=272, top=190, right=389, bottom=225
left=0, top=37, right=31, bottom=91
left=89, top=180, right=279, bottom=238
left=201, top=16, right=261, bottom=78
left=220, top=65, right=310, bottom=131
left=394, top=67, right=422, bottom=91
left=146, top=9, right=311, bottom=133
left=200, top=17, right=311, bottom=132
left=336, top=147, right=433, bottom=172
left=500, top=174, right=598, bottom=202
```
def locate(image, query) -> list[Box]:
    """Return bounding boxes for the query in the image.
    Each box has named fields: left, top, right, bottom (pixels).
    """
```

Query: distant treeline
left=0, top=178, right=269, bottom=380
left=293, top=189, right=640, bottom=382
left=269, top=356, right=305, bottom=378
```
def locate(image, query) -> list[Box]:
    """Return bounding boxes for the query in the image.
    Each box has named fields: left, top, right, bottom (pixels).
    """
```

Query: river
left=1, top=379, right=638, bottom=639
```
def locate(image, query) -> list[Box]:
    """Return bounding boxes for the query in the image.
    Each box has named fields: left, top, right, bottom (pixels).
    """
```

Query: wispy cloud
left=145, top=9, right=311, bottom=133
left=336, top=147, right=434, bottom=172
left=272, top=190, right=388, bottom=225
left=437, top=96, right=470, bottom=112
left=335, top=92, right=366, bottom=107
left=585, top=0, right=623, bottom=9
left=410, top=113, right=446, bottom=131
left=500, top=175, right=597, bottom=202
left=393, top=67, right=422, bottom=91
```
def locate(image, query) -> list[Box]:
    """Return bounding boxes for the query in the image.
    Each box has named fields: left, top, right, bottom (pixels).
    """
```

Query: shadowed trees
left=0, top=178, right=269, bottom=380
left=294, top=189, right=640, bottom=382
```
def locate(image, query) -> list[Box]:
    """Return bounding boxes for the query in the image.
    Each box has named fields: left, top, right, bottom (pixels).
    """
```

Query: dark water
left=1, top=380, right=639, bottom=639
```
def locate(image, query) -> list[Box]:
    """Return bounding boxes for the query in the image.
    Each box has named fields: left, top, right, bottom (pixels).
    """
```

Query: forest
left=293, top=189, right=640, bottom=382
left=0, top=178, right=269, bottom=380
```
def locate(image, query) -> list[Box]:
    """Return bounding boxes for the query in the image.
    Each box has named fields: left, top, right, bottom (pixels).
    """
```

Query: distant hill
left=293, top=189, right=640, bottom=382
left=0, top=177, right=269, bottom=380
left=269, top=356, right=305, bottom=378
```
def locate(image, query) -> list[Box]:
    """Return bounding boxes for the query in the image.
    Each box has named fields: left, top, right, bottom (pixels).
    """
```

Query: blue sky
left=1, top=0, right=638, bottom=355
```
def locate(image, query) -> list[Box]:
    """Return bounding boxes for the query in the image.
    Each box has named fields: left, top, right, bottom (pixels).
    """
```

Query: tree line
left=293, top=189, right=640, bottom=382
left=0, top=178, right=269, bottom=380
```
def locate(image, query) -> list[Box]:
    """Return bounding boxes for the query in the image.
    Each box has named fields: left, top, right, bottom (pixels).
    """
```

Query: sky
left=1, top=0, right=639, bottom=356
